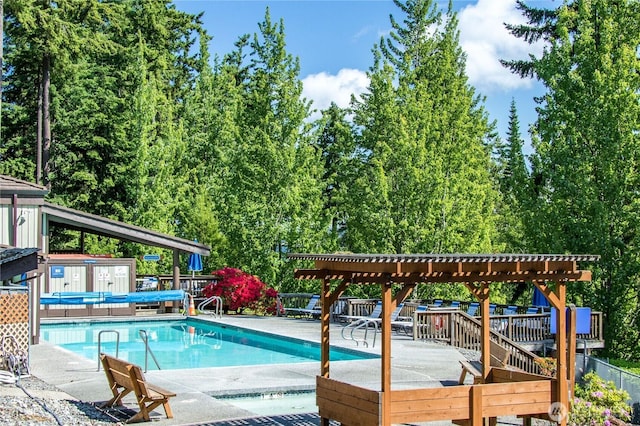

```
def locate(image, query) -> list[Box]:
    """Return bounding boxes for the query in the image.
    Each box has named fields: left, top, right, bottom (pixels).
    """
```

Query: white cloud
left=302, top=69, right=370, bottom=119
left=458, top=0, right=545, bottom=93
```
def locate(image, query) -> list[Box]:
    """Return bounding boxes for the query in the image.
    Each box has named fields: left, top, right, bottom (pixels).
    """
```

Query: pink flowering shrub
left=202, top=267, right=280, bottom=315
left=570, top=372, right=631, bottom=426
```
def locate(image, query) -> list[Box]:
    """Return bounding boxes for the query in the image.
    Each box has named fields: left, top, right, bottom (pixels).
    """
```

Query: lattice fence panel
left=1, top=293, right=30, bottom=372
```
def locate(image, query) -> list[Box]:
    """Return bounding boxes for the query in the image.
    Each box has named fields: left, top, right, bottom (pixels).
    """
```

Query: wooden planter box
left=317, top=368, right=556, bottom=426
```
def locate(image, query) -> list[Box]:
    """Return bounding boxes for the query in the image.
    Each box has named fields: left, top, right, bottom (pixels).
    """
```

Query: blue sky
left=174, top=0, right=555, bottom=152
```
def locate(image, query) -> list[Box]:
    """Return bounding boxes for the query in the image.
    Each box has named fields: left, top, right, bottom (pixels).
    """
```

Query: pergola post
left=381, top=280, right=392, bottom=426
left=480, top=283, right=491, bottom=381
left=321, top=276, right=331, bottom=378
left=555, top=282, right=568, bottom=426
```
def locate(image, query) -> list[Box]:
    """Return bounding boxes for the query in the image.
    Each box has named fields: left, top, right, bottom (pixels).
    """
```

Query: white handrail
left=197, top=296, right=223, bottom=318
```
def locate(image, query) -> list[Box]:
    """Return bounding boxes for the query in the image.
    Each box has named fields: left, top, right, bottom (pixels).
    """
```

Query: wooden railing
left=413, top=310, right=544, bottom=375
left=278, top=293, right=315, bottom=310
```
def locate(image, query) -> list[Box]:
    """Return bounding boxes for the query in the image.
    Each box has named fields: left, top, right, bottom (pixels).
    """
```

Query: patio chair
left=340, top=300, right=383, bottom=323
left=466, top=302, right=480, bottom=316
left=284, top=295, right=321, bottom=318
left=391, top=305, right=427, bottom=334
left=503, top=306, right=518, bottom=315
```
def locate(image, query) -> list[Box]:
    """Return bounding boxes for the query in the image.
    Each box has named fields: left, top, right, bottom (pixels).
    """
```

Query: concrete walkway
left=24, top=314, right=506, bottom=425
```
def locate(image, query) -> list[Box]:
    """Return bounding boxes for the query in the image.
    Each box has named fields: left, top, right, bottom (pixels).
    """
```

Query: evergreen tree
left=313, top=103, right=358, bottom=251
left=348, top=0, right=498, bottom=258
left=494, top=99, right=529, bottom=253
left=215, top=9, right=324, bottom=288
left=511, top=0, right=640, bottom=359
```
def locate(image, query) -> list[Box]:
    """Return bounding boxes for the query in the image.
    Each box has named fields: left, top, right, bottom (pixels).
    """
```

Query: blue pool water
left=40, top=319, right=377, bottom=370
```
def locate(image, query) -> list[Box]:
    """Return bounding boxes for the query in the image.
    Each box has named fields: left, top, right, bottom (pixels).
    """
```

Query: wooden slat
left=317, top=396, right=379, bottom=426
left=389, top=387, right=471, bottom=423
left=316, top=377, right=380, bottom=426
left=480, top=381, right=551, bottom=396
left=391, top=407, right=470, bottom=424
left=483, top=402, right=551, bottom=417
left=490, top=368, right=550, bottom=383
left=316, top=384, right=379, bottom=415
left=316, top=377, right=379, bottom=403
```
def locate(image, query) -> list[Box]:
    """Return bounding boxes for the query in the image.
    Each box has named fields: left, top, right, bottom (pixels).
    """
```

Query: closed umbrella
left=187, top=240, right=204, bottom=296
left=187, top=252, right=203, bottom=276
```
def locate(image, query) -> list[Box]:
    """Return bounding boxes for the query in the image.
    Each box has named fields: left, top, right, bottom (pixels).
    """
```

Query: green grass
left=609, top=359, right=640, bottom=376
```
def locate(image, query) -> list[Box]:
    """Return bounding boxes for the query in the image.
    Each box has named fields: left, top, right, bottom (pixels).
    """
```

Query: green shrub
left=570, top=372, right=632, bottom=426
left=610, top=359, right=640, bottom=376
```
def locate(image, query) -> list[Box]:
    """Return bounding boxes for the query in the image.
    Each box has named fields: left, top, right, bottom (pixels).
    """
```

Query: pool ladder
left=97, top=330, right=120, bottom=371
left=197, top=296, right=223, bottom=317
left=96, top=329, right=161, bottom=372
left=138, top=330, right=161, bottom=372
left=341, top=319, right=378, bottom=348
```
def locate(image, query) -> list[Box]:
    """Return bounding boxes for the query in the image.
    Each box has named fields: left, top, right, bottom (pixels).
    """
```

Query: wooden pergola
left=289, top=253, right=599, bottom=426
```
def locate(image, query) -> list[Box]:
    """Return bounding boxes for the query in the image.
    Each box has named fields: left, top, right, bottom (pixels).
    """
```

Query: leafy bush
left=570, top=372, right=632, bottom=426
left=534, top=357, right=557, bottom=377
left=202, top=267, right=280, bottom=315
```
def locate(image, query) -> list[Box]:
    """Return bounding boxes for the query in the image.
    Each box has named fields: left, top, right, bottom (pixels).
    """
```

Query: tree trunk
left=42, top=54, right=51, bottom=188
left=37, top=62, right=43, bottom=184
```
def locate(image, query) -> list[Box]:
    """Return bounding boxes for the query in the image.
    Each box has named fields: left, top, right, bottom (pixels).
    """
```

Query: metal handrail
left=341, top=318, right=379, bottom=347
left=197, top=296, right=223, bottom=317
left=97, top=330, right=119, bottom=371
left=138, top=330, right=161, bottom=372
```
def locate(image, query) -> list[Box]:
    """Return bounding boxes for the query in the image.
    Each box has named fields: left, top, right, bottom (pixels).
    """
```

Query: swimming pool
left=40, top=318, right=377, bottom=370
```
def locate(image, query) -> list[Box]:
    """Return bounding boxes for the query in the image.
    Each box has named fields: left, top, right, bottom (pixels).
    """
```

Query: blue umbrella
left=187, top=252, right=203, bottom=275
left=532, top=286, right=549, bottom=307
left=187, top=240, right=203, bottom=277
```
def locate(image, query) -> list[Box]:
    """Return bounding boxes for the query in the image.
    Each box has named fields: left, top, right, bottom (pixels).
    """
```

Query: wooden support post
left=555, top=283, right=568, bottom=426
left=320, top=277, right=331, bottom=426
left=381, top=280, right=392, bottom=426
left=567, top=305, right=577, bottom=401
left=470, top=385, right=483, bottom=426
left=480, top=283, right=491, bottom=381
left=321, top=277, right=331, bottom=378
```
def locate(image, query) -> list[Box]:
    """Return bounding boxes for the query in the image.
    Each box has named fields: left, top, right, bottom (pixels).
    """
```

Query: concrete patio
left=21, top=314, right=519, bottom=425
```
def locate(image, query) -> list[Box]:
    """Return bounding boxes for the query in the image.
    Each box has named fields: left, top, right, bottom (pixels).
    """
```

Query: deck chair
left=340, top=300, right=383, bottom=322
left=284, top=295, right=321, bottom=318
left=503, top=306, right=518, bottom=315
left=449, top=301, right=461, bottom=309
left=466, top=302, right=479, bottom=316
left=526, top=307, right=539, bottom=314
left=392, top=305, right=427, bottom=334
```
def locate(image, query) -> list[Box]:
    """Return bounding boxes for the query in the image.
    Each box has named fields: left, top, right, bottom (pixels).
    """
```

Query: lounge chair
left=340, top=300, right=383, bottom=322
left=284, top=295, right=321, bottom=318
left=391, top=305, right=427, bottom=334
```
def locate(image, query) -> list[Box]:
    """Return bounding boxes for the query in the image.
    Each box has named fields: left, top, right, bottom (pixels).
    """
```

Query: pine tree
left=215, top=9, right=324, bottom=288
left=514, top=0, right=640, bottom=359
left=313, top=103, right=358, bottom=251
left=347, top=0, right=498, bottom=258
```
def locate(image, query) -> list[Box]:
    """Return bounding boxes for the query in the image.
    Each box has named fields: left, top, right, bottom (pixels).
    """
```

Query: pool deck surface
left=17, top=314, right=525, bottom=425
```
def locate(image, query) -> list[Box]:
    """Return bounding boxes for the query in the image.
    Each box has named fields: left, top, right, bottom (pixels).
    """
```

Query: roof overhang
left=42, top=202, right=210, bottom=256
left=0, top=247, right=39, bottom=281
left=289, top=253, right=599, bottom=284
